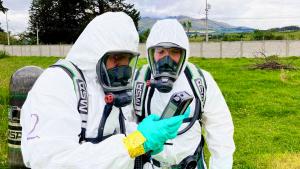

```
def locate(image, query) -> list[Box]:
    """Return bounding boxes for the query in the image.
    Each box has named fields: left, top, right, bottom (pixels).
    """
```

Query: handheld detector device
left=160, top=91, right=193, bottom=119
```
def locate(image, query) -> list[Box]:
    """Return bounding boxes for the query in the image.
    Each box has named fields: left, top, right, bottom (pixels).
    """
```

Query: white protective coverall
left=140, top=19, right=235, bottom=169
left=20, top=12, right=139, bottom=169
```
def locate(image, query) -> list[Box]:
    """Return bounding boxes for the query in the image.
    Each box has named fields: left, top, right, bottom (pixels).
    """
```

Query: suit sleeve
left=20, top=68, right=134, bottom=169
left=202, top=71, right=235, bottom=169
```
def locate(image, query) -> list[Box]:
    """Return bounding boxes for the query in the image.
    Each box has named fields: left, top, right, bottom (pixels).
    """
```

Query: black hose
left=97, top=104, right=113, bottom=141
left=119, top=108, right=126, bottom=135
left=147, top=88, right=200, bottom=136
left=177, top=98, right=200, bottom=135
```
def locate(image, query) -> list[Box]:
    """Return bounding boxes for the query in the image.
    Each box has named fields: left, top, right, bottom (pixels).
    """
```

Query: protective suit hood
left=66, top=12, right=139, bottom=78
left=146, top=19, right=190, bottom=76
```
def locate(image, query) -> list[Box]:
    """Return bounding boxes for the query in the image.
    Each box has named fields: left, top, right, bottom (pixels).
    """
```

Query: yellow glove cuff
left=123, top=131, right=146, bottom=158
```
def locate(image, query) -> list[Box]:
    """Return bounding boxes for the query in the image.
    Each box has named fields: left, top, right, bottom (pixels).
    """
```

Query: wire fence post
left=20, top=45, right=23, bottom=56
left=39, top=45, right=42, bottom=56
left=200, top=42, right=203, bottom=57
left=48, top=44, right=51, bottom=56
left=59, top=44, right=62, bottom=57
left=285, top=39, right=289, bottom=57
left=220, top=41, right=223, bottom=58
left=11, top=45, right=13, bottom=56
left=240, top=40, right=243, bottom=57
left=262, top=39, right=266, bottom=53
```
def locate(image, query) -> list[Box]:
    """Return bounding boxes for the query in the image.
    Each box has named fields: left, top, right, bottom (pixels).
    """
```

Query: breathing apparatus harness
left=133, top=63, right=207, bottom=169
left=51, top=59, right=128, bottom=143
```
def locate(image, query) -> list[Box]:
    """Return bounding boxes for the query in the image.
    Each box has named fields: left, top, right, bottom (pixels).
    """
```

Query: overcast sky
left=1, top=0, right=300, bottom=34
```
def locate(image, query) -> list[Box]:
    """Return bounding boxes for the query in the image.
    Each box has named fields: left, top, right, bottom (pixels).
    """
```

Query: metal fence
left=1, top=40, right=300, bottom=58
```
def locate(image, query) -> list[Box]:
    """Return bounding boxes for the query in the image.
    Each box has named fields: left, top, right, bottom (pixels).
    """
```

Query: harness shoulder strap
left=185, top=62, right=207, bottom=118
left=133, top=65, right=151, bottom=169
left=133, top=65, right=151, bottom=119
left=50, top=59, right=88, bottom=142
left=184, top=62, right=208, bottom=168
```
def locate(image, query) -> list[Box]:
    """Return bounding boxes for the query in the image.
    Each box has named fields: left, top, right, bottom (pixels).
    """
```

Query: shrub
left=0, top=50, right=9, bottom=59
left=250, top=52, right=295, bottom=70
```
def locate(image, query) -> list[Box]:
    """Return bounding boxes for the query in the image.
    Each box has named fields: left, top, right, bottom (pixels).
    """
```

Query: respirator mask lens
left=148, top=47, right=186, bottom=76
left=97, top=51, right=139, bottom=107
left=100, top=52, right=138, bottom=88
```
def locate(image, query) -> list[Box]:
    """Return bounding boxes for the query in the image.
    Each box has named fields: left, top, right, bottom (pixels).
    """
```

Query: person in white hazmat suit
left=20, top=12, right=187, bottom=169
left=132, top=19, right=235, bottom=169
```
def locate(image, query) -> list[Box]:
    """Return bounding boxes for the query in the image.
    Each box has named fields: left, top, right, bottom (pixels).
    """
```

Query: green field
left=189, top=30, right=300, bottom=42
left=0, top=56, right=300, bottom=168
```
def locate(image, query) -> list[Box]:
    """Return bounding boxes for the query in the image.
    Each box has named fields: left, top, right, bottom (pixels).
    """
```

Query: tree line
left=0, top=0, right=140, bottom=44
left=0, top=0, right=8, bottom=32
left=28, top=0, right=140, bottom=44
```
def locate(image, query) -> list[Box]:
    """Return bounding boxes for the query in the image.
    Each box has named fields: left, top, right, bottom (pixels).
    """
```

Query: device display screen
left=162, top=102, right=178, bottom=119
left=160, top=91, right=193, bottom=119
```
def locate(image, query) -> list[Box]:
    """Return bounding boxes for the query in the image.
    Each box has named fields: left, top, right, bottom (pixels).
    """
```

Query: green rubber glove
left=150, top=143, right=164, bottom=155
left=137, top=114, right=185, bottom=153
left=150, top=107, right=191, bottom=155
left=183, top=106, right=191, bottom=118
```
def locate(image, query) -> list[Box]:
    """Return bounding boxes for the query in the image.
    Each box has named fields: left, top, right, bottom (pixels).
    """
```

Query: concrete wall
left=1, top=40, right=300, bottom=58
left=0, top=45, right=72, bottom=57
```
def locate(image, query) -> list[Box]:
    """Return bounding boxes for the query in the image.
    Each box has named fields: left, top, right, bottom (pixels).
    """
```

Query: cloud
left=3, top=0, right=31, bottom=11
left=222, top=0, right=300, bottom=29
left=0, top=11, right=30, bottom=34
left=127, top=0, right=300, bottom=29
left=0, top=0, right=31, bottom=34
left=1, top=0, right=300, bottom=34
left=127, top=0, right=205, bottom=18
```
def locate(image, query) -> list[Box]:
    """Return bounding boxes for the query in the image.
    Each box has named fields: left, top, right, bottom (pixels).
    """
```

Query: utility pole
left=36, top=22, right=39, bottom=45
left=205, top=0, right=210, bottom=42
left=5, top=11, right=10, bottom=45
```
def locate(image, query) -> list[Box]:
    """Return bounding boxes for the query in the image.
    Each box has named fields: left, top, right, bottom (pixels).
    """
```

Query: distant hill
left=139, top=16, right=254, bottom=33
left=268, top=26, right=300, bottom=32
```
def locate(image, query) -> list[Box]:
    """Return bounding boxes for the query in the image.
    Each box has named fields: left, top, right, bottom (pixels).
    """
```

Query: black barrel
left=8, top=66, right=43, bottom=169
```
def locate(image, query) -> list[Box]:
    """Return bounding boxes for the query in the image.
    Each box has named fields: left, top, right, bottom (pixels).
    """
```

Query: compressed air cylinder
left=8, top=66, right=43, bottom=169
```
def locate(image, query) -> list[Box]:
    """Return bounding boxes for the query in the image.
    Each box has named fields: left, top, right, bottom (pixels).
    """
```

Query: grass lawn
left=0, top=56, right=300, bottom=168
left=188, top=30, right=300, bottom=42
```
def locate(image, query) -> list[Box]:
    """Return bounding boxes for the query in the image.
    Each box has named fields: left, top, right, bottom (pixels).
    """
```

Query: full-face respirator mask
left=148, top=42, right=186, bottom=93
left=96, top=50, right=139, bottom=107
